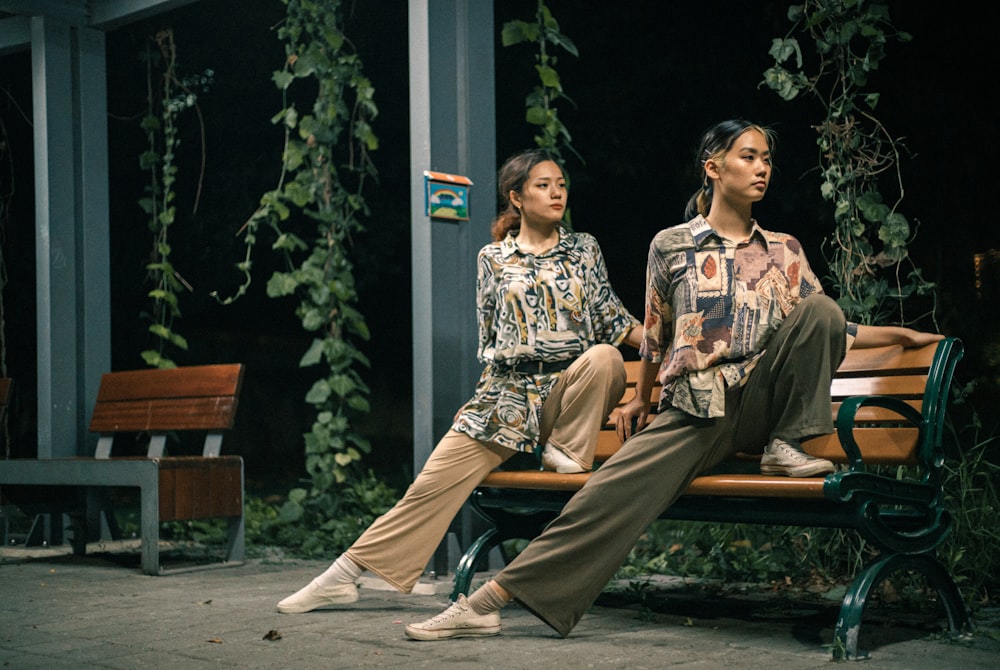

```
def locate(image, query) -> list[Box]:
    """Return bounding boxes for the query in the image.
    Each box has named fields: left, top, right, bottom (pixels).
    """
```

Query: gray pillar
left=75, top=25, right=112, bottom=454
left=409, top=0, right=496, bottom=573
left=31, top=16, right=110, bottom=458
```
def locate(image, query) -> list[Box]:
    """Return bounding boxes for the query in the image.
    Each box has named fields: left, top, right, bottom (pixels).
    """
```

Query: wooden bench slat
left=683, top=473, right=826, bottom=498
left=833, top=343, right=935, bottom=376
left=830, top=374, right=928, bottom=399
left=94, top=364, right=244, bottom=402
left=89, top=397, right=239, bottom=432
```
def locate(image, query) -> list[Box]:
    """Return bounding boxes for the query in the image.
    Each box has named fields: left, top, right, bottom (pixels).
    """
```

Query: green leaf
left=536, top=65, right=561, bottom=88
left=169, top=332, right=189, bottom=349
left=501, top=20, right=534, bottom=46
left=272, top=69, right=294, bottom=90
left=300, top=338, right=325, bottom=366
left=266, top=272, right=299, bottom=297
left=305, top=379, right=332, bottom=405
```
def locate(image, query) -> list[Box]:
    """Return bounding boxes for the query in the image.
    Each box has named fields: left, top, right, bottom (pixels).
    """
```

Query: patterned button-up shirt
left=452, top=228, right=640, bottom=452
left=640, top=215, right=856, bottom=418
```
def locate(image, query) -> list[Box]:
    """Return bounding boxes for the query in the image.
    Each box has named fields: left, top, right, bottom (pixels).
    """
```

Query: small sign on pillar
left=424, top=171, right=474, bottom=221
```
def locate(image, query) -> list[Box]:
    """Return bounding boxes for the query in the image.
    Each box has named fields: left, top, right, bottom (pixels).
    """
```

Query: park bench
left=0, top=364, right=246, bottom=576
left=453, top=337, right=970, bottom=660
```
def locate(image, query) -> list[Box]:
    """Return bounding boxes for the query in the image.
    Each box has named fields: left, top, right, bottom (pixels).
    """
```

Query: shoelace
left=424, top=602, right=467, bottom=625
left=776, top=443, right=823, bottom=463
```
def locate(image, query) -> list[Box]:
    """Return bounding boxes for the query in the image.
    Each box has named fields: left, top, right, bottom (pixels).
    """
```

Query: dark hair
left=684, top=119, right=777, bottom=219
left=490, top=148, right=563, bottom=241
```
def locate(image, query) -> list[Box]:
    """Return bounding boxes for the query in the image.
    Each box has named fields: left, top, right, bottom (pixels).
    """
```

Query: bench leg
left=834, top=552, right=973, bottom=660
left=451, top=527, right=500, bottom=601
left=139, top=473, right=161, bottom=576
left=225, top=514, right=245, bottom=564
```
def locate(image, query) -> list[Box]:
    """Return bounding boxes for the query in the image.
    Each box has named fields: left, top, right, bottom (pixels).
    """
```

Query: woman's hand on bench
left=616, top=393, right=650, bottom=442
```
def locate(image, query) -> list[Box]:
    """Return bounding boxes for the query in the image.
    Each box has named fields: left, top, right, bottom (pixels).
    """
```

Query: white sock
left=467, top=582, right=511, bottom=615
left=316, top=554, right=363, bottom=587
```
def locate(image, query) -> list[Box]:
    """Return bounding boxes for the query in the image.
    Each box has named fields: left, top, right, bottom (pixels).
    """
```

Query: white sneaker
left=405, top=594, right=502, bottom=640
left=276, top=579, right=359, bottom=613
left=760, top=439, right=835, bottom=478
left=541, top=444, right=586, bottom=474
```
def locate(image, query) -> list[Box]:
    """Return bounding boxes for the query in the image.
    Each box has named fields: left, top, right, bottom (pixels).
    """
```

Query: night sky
left=2, top=0, right=998, bottom=488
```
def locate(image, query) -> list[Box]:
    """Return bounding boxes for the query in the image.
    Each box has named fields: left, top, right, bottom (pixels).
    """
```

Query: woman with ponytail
left=275, top=148, right=641, bottom=615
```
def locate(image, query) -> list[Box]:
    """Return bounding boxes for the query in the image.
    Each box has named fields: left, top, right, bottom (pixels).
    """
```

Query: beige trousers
left=345, top=343, right=627, bottom=592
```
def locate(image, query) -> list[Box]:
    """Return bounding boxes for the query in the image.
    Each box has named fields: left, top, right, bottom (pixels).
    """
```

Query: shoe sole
left=404, top=625, right=501, bottom=641
left=760, top=462, right=834, bottom=477
left=276, top=590, right=359, bottom=613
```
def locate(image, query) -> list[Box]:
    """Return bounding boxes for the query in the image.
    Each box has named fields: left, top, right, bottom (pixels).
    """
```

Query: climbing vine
left=761, top=0, right=1000, bottom=612
left=138, top=29, right=212, bottom=368
left=761, top=0, right=936, bottom=326
left=502, top=0, right=580, bottom=162
left=214, top=0, right=383, bottom=542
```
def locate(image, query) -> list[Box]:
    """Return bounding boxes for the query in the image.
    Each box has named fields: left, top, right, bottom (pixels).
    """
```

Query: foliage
left=213, top=0, right=389, bottom=527
left=137, top=30, right=211, bottom=368
left=938, top=385, right=1000, bottom=605
left=761, top=0, right=936, bottom=327
left=245, top=473, right=399, bottom=557
left=120, top=478, right=398, bottom=561
left=621, top=520, right=841, bottom=588
left=502, top=1, right=581, bottom=225
left=501, top=0, right=580, bottom=163
left=756, top=0, right=999, bottom=611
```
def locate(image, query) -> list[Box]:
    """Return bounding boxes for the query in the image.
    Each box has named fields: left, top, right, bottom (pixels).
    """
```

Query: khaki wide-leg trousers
left=345, top=344, right=627, bottom=592
left=495, top=294, right=846, bottom=637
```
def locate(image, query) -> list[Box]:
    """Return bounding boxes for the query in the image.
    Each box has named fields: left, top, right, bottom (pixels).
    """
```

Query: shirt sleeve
left=789, top=232, right=858, bottom=351
left=581, top=234, right=641, bottom=345
left=475, top=247, right=498, bottom=363
left=639, top=235, right=673, bottom=364
left=789, top=234, right=825, bottom=298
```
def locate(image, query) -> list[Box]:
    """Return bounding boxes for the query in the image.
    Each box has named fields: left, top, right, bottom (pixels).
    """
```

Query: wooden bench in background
left=453, top=337, right=970, bottom=660
left=0, top=364, right=245, bottom=575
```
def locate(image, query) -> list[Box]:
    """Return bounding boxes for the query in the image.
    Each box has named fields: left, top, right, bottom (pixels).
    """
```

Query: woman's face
left=708, top=128, right=771, bottom=205
left=511, top=160, right=567, bottom=227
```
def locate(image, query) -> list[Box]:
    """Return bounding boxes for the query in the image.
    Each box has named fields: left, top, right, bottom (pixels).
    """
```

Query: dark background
left=2, top=0, right=998, bottom=494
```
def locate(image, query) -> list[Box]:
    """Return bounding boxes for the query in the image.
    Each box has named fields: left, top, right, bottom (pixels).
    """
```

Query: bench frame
left=0, top=364, right=246, bottom=575
left=453, top=337, right=971, bottom=660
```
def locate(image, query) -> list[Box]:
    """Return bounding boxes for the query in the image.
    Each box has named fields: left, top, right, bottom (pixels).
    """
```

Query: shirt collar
left=688, top=215, right=767, bottom=248
left=501, top=226, right=569, bottom=258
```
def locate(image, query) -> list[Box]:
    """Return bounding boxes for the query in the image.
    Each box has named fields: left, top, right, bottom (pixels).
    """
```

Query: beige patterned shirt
left=452, top=228, right=640, bottom=452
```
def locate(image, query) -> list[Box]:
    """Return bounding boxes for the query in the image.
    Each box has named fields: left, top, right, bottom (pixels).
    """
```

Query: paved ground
left=1, top=543, right=998, bottom=669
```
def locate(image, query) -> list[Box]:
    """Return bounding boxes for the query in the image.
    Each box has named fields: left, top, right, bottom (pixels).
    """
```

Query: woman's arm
left=622, top=324, right=643, bottom=349
left=853, top=324, right=944, bottom=349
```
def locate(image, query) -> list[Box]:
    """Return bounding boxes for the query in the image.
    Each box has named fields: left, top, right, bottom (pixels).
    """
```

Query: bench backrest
left=89, top=364, right=245, bottom=459
left=597, top=338, right=962, bottom=468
